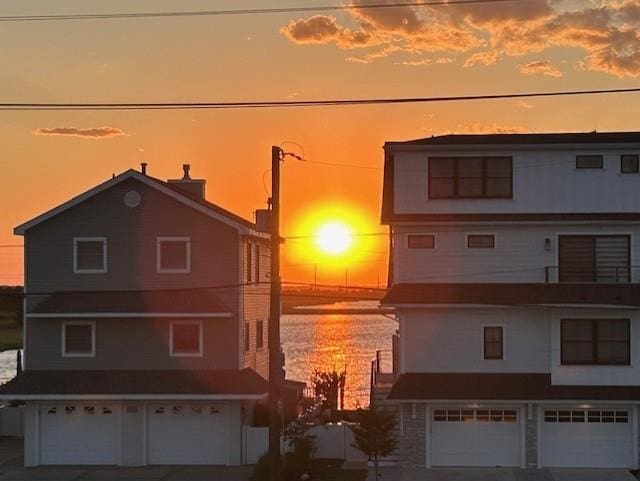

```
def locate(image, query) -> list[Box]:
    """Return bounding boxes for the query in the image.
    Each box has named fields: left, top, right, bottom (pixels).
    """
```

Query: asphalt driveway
left=370, top=467, right=637, bottom=481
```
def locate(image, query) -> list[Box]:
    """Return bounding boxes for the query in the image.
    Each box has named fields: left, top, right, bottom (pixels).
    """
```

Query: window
left=467, top=234, right=495, bottom=249
left=62, top=322, right=95, bottom=357
left=561, top=319, right=630, bottom=365
left=544, top=409, right=628, bottom=424
left=433, top=409, right=516, bottom=422
left=73, top=238, right=107, bottom=273
left=157, top=237, right=191, bottom=273
left=170, top=321, right=202, bottom=356
left=483, top=326, right=503, bottom=360
left=559, top=235, right=630, bottom=282
left=576, top=155, right=603, bottom=169
left=407, top=234, right=435, bottom=249
left=244, top=322, right=250, bottom=352
left=428, top=157, right=512, bottom=199
left=621, top=155, right=639, bottom=173
left=256, top=320, right=264, bottom=349
left=246, top=242, right=253, bottom=283
left=255, top=244, right=261, bottom=283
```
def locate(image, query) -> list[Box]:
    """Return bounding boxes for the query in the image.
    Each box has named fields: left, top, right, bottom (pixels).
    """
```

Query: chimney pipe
left=140, top=162, right=148, bottom=175
left=182, top=164, right=191, bottom=180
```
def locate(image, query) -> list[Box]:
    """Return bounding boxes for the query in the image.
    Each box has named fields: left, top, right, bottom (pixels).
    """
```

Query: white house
left=376, top=132, right=640, bottom=469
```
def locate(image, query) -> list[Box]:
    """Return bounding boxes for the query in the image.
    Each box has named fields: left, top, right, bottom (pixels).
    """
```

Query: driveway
left=369, top=467, right=637, bottom=481
left=0, top=466, right=253, bottom=481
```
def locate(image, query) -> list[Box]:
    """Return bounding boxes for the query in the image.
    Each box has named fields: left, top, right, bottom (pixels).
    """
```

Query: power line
left=1, top=87, right=639, bottom=111
left=0, top=0, right=526, bottom=22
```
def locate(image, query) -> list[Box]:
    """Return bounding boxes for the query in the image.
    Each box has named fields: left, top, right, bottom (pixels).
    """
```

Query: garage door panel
left=147, top=404, right=227, bottom=465
left=542, top=408, right=632, bottom=468
left=40, top=404, right=120, bottom=465
left=431, top=408, right=520, bottom=467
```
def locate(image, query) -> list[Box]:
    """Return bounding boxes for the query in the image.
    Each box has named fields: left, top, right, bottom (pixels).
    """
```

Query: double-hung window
left=428, top=157, right=512, bottom=199
left=170, top=321, right=202, bottom=357
left=621, top=155, right=639, bottom=174
left=407, top=234, right=435, bottom=249
left=62, top=321, right=95, bottom=357
left=483, top=326, right=503, bottom=360
left=73, top=238, right=107, bottom=273
left=157, top=237, right=191, bottom=273
left=561, top=319, right=630, bottom=365
left=256, top=320, right=264, bottom=349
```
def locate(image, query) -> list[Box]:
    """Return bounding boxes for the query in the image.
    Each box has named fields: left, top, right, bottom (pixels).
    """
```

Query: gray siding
left=27, top=318, right=238, bottom=370
left=23, top=177, right=244, bottom=370
left=241, top=240, right=270, bottom=380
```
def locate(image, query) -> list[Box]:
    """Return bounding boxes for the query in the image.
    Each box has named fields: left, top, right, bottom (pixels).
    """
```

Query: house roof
left=387, top=372, right=640, bottom=401
left=382, top=283, right=640, bottom=307
left=14, top=169, right=264, bottom=235
left=385, top=131, right=640, bottom=147
left=26, top=289, right=233, bottom=318
left=0, top=369, right=268, bottom=400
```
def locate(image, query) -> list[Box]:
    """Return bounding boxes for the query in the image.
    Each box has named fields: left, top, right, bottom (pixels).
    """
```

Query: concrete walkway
left=368, top=467, right=637, bottom=481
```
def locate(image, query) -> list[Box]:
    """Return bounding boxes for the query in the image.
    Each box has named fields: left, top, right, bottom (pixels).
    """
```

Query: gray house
left=0, top=165, right=271, bottom=466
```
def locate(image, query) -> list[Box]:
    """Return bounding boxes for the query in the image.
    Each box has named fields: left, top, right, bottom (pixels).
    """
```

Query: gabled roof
left=385, top=131, right=640, bottom=148
left=0, top=369, right=269, bottom=400
left=26, top=289, right=232, bottom=318
left=382, top=283, right=640, bottom=307
left=388, top=372, right=640, bottom=401
left=14, top=169, right=262, bottom=235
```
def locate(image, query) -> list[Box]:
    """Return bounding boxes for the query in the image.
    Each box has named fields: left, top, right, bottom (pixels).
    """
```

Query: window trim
left=466, top=233, right=496, bottom=249
left=407, top=233, right=437, bottom=249
left=169, top=320, right=203, bottom=357
left=255, top=244, right=260, bottom=283
left=62, top=321, right=96, bottom=358
left=244, top=321, right=250, bottom=352
left=156, top=237, right=191, bottom=274
left=575, top=154, right=604, bottom=169
left=482, top=324, right=505, bottom=360
left=621, top=154, right=640, bottom=174
left=560, top=318, right=631, bottom=366
left=427, top=156, right=513, bottom=200
left=73, top=237, right=107, bottom=274
left=246, top=242, right=253, bottom=283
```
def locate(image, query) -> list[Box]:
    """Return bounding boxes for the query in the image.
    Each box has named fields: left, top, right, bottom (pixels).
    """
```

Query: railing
left=544, top=266, right=640, bottom=283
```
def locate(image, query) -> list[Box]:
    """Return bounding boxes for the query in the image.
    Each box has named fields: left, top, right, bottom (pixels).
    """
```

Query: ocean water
left=0, top=312, right=397, bottom=409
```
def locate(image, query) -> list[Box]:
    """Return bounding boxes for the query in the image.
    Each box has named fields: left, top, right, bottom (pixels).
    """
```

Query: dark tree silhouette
left=351, top=406, right=397, bottom=480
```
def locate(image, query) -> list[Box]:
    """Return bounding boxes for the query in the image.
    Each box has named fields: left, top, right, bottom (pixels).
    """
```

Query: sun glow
left=316, top=222, right=353, bottom=255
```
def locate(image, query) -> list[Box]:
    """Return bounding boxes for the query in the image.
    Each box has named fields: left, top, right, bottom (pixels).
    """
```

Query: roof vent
left=182, top=164, right=191, bottom=180
left=140, top=162, right=148, bottom=175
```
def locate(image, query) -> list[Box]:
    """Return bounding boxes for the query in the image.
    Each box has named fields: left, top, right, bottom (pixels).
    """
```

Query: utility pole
left=268, top=146, right=282, bottom=481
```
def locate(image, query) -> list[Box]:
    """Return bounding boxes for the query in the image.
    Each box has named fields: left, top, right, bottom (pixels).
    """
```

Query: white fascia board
left=14, top=170, right=255, bottom=235
left=26, top=312, right=232, bottom=319
left=384, top=303, right=639, bottom=310
left=385, top=399, right=639, bottom=405
left=385, top=142, right=640, bottom=153
left=0, top=393, right=268, bottom=401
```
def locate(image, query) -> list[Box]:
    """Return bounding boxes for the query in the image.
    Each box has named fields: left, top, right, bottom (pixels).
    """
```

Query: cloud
left=33, top=127, right=126, bottom=139
left=394, top=59, right=432, bottom=66
left=435, top=57, right=455, bottom=64
left=346, top=45, right=402, bottom=63
left=516, top=100, right=535, bottom=109
left=451, top=122, right=529, bottom=134
left=280, top=0, right=640, bottom=77
left=519, top=60, right=563, bottom=77
left=464, top=50, right=498, bottom=67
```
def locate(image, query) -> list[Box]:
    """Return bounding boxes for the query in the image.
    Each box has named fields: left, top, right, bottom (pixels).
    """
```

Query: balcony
left=544, top=265, right=638, bottom=283
left=369, top=333, right=399, bottom=406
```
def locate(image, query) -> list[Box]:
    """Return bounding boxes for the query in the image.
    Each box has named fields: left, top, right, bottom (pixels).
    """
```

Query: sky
left=1, top=0, right=640, bottom=287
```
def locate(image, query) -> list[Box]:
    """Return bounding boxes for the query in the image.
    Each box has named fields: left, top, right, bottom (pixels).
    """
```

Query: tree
left=351, top=406, right=397, bottom=480
left=310, top=369, right=346, bottom=418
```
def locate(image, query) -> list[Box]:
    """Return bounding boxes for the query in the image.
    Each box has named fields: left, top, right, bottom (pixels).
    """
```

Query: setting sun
left=316, top=222, right=352, bottom=255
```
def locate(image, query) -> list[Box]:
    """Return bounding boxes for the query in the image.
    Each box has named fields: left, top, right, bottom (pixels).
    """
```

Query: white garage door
left=147, top=404, right=227, bottom=465
left=542, top=408, right=632, bottom=468
left=40, top=404, right=120, bottom=465
left=431, top=408, right=521, bottom=467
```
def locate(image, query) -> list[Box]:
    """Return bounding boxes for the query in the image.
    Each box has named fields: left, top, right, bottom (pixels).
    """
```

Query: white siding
left=400, top=308, right=550, bottom=373
left=393, top=148, right=640, bottom=215
left=394, top=223, right=640, bottom=283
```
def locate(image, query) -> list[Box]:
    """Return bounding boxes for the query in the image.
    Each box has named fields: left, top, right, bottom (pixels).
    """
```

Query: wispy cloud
left=464, top=51, right=499, bottom=67
left=32, top=127, right=126, bottom=139
left=519, top=60, right=563, bottom=77
left=516, top=100, right=535, bottom=109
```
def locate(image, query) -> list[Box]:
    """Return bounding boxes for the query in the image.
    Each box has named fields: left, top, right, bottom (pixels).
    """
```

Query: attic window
left=576, top=155, right=603, bottom=169
left=73, top=238, right=107, bottom=273
left=157, top=237, right=191, bottom=273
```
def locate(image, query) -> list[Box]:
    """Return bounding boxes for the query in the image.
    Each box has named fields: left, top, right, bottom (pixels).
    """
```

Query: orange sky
left=1, top=0, right=640, bottom=286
